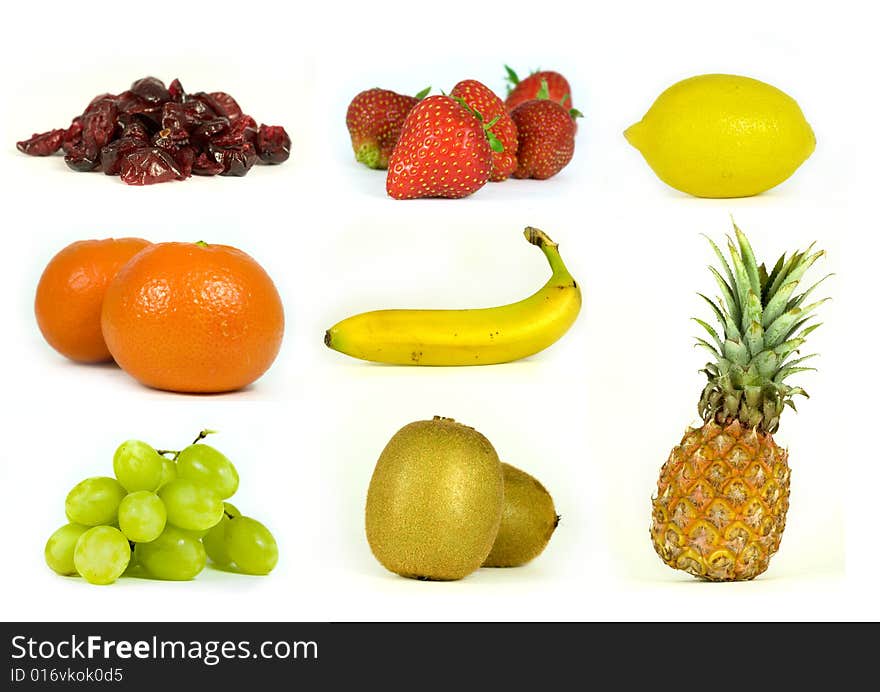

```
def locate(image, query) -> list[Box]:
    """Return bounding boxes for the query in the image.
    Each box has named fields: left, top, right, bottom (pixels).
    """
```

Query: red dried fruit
left=192, top=151, right=225, bottom=176
left=101, top=138, right=148, bottom=175
left=64, top=144, right=100, bottom=172
left=168, top=78, right=185, bottom=102
left=17, top=76, right=290, bottom=184
left=173, top=146, right=196, bottom=179
left=121, top=119, right=150, bottom=143
left=16, top=129, right=65, bottom=156
left=120, top=147, right=182, bottom=185
left=116, top=91, right=156, bottom=119
left=206, top=92, right=243, bottom=121
left=61, top=118, right=84, bottom=154
left=131, top=77, right=169, bottom=103
left=160, top=102, right=187, bottom=135
left=256, top=125, right=291, bottom=164
left=211, top=115, right=258, bottom=148
left=82, top=99, right=118, bottom=151
left=192, top=117, right=229, bottom=142
left=211, top=141, right=258, bottom=176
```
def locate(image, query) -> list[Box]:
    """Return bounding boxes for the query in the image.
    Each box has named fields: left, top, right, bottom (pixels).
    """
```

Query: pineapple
left=651, top=223, right=829, bottom=581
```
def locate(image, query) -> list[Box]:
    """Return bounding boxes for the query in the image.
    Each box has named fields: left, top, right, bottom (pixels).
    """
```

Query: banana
left=324, top=228, right=581, bottom=366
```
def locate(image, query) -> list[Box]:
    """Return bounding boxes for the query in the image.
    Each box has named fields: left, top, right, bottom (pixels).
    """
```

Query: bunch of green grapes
left=45, top=431, right=279, bottom=585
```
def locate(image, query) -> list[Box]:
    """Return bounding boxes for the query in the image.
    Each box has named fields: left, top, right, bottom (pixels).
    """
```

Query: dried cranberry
left=211, top=115, right=258, bottom=148
left=159, top=103, right=191, bottom=143
left=17, top=129, right=65, bottom=156
left=192, top=151, right=225, bottom=176
left=84, top=94, right=116, bottom=113
left=205, top=92, right=242, bottom=121
left=100, top=138, right=147, bottom=175
left=168, top=78, right=185, bottom=102
left=121, top=119, right=151, bottom=143
left=173, top=146, right=195, bottom=179
left=120, top=147, right=181, bottom=185
left=116, top=91, right=162, bottom=126
left=64, top=144, right=100, bottom=172
left=256, top=125, right=291, bottom=164
left=151, top=129, right=182, bottom=154
left=17, top=75, right=290, bottom=184
left=130, top=77, right=169, bottom=103
left=82, top=100, right=118, bottom=150
left=183, top=95, right=218, bottom=124
left=61, top=118, right=84, bottom=154
left=210, top=142, right=258, bottom=176
left=192, top=117, right=229, bottom=142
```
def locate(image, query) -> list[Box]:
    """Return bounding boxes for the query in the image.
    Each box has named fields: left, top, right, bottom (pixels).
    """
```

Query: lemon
left=624, top=74, right=815, bottom=198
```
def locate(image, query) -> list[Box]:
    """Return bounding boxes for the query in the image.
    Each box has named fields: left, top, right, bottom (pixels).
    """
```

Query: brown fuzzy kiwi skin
left=483, top=463, right=558, bottom=568
left=365, top=417, right=504, bottom=581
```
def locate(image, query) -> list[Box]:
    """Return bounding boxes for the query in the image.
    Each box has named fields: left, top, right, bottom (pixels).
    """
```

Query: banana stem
left=524, top=227, right=569, bottom=278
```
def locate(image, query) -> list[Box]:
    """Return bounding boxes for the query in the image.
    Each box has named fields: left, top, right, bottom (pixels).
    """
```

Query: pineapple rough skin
left=651, top=420, right=790, bottom=582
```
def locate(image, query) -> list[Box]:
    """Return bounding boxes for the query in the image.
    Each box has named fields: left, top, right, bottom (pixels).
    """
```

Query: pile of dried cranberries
left=16, top=77, right=291, bottom=186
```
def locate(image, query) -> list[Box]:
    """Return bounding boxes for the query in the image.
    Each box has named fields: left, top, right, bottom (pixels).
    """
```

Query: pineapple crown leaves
left=449, top=95, right=505, bottom=152
left=694, top=222, right=832, bottom=434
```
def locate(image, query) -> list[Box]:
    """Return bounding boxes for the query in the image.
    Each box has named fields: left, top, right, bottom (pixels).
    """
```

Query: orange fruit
left=101, top=241, right=284, bottom=393
left=35, top=238, right=151, bottom=363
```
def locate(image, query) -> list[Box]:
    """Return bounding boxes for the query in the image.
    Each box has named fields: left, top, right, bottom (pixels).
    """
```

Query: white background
left=0, top=0, right=875, bottom=621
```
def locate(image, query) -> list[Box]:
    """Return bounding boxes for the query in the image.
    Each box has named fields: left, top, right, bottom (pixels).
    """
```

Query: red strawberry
left=346, top=87, right=430, bottom=169
left=386, top=95, right=495, bottom=200
left=510, top=81, right=581, bottom=180
left=450, top=79, right=518, bottom=182
left=504, top=65, right=573, bottom=111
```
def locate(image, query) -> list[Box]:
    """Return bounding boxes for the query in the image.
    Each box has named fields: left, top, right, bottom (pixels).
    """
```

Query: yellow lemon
left=624, top=74, right=815, bottom=198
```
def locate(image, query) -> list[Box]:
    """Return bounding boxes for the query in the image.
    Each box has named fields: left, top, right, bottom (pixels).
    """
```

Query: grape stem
left=156, top=429, right=218, bottom=459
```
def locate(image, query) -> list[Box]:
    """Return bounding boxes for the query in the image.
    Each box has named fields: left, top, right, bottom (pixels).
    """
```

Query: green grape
left=118, top=491, right=167, bottom=543
left=45, top=523, right=89, bottom=575
left=179, top=528, right=209, bottom=539
left=135, top=526, right=206, bottom=580
left=176, top=444, right=239, bottom=499
left=158, top=479, right=224, bottom=531
left=65, top=477, right=126, bottom=526
left=73, top=526, right=131, bottom=585
left=113, top=440, right=164, bottom=492
left=202, top=503, right=240, bottom=566
left=157, top=457, right=177, bottom=489
left=225, top=516, right=278, bottom=575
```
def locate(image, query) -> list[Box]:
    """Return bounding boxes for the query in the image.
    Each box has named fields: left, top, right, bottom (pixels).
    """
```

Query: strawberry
left=510, top=81, right=581, bottom=180
left=346, top=87, right=430, bottom=169
left=504, top=65, right=573, bottom=111
left=386, top=95, right=497, bottom=200
left=450, top=79, right=518, bottom=182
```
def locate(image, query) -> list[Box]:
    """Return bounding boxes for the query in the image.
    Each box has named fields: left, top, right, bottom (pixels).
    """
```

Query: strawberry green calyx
left=451, top=96, right=505, bottom=153
left=414, top=86, right=431, bottom=99
left=504, top=65, right=521, bottom=94
left=536, top=79, right=550, bottom=100
left=535, top=81, right=581, bottom=120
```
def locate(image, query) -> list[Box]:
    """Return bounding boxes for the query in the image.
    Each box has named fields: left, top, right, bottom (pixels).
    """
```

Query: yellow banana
left=324, top=228, right=581, bottom=366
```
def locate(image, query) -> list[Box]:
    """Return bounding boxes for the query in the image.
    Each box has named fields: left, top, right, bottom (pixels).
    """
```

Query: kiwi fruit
left=365, top=416, right=504, bottom=581
left=483, top=463, right=558, bottom=567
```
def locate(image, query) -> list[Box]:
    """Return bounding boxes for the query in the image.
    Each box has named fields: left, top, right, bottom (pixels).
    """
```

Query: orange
left=35, top=238, right=151, bottom=363
left=101, top=242, right=284, bottom=393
